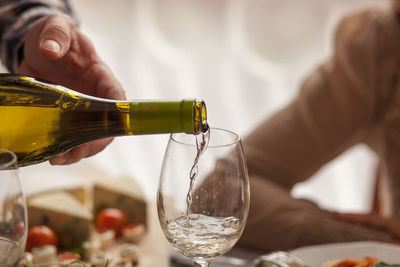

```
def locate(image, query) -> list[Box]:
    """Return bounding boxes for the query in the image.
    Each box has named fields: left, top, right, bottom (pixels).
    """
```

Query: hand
left=333, top=212, right=400, bottom=240
left=18, top=13, right=126, bottom=165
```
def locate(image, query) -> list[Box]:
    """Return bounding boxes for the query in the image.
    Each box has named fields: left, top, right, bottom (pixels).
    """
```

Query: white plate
left=290, top=241, right=400, bottom=267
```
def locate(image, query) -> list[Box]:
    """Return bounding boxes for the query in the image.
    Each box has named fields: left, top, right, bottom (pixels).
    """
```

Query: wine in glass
left=0, top=149, right=27, bottom=266
left=157, top=128, right=250, bottom=267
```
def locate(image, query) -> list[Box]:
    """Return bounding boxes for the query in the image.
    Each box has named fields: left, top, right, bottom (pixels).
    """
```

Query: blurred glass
left=0, top=149, right=27, bottom=266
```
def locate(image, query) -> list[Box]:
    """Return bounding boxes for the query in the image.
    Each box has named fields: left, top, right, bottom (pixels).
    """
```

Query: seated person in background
left=239, top=0, right=400, bottom=252
left=0, top=0, right=126, bottom=165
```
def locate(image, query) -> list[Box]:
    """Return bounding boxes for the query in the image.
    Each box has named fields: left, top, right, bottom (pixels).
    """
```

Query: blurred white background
left=21, top=0, right=390, bottom=213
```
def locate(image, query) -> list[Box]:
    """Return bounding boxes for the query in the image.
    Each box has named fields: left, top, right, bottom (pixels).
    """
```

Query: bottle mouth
left=194, top=100, right=209, bottom=133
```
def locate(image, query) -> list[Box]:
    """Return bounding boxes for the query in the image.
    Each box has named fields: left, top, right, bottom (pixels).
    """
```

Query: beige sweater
left=239, top=7, right=400, bottom=252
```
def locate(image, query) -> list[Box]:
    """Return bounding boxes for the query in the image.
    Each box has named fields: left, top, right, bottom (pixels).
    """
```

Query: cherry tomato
left=95, top=208, right=127, bottom=236
left=26, top=225, right=58, bottom=251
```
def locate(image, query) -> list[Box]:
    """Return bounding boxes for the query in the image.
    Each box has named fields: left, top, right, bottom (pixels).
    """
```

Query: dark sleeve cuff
left=0, top=0, right=78, bottom=73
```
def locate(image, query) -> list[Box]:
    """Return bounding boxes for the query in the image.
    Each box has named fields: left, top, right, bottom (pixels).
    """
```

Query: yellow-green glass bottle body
left=0, top=74, right=207, bottom=166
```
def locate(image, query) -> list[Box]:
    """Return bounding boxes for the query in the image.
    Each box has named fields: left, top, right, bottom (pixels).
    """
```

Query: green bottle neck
left=122, top=99, right=208, bottom=135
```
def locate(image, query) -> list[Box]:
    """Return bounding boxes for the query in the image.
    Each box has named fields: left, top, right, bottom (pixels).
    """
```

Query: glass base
left=193, top=257, right=210, bottom=267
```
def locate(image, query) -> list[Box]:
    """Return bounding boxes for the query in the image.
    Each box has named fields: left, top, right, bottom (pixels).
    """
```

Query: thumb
left=39, top=13, right=74, bottom=59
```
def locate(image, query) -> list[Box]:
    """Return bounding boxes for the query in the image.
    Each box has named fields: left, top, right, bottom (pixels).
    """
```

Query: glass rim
left=0, top=148, right=17, bottom=169
left=170, top=127, right=241, bottom=148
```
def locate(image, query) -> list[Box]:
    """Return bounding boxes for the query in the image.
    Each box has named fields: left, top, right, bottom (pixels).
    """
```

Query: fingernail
left=41, top=39, right=61, bottom=54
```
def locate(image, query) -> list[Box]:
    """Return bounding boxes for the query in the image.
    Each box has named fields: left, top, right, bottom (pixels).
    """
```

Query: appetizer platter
left=290, top=242, right=400, bottom=267
left=19, top=176, right=168, bottom=267
left=322, top=257, right=400, bottom=267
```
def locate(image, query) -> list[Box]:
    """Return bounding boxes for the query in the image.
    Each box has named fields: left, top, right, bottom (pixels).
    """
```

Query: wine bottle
left=0, top=74, right=208, bottom=166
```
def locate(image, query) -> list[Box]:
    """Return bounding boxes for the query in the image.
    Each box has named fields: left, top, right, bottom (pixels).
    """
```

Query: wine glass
left=0, top=149, right=27, bottom=266
left=157, top=128, right=250, bottom=267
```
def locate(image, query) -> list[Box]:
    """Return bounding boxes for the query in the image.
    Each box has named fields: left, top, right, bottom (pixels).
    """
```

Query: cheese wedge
left=93, top=176, right=147, bottom=226
left=28, top=191, right=93, bottom=249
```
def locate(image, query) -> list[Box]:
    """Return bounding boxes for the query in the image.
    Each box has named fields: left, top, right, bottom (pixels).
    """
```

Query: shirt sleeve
left=242, top=9, right=379, bottom=191
left=0, top=0, right=76, bottom=72
left=239, top=10, right=393, bottom=251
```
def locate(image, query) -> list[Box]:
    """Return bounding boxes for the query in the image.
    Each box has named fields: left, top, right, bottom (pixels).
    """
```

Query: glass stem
left=193, top=260, right=209, bottom=267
